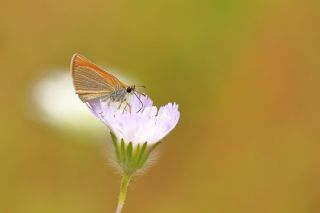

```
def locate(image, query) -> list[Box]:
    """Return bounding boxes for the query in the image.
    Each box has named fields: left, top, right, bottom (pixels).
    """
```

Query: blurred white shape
left=31, top=70, right=105, bottom=134
left=31, top=67, right=142, bottom=136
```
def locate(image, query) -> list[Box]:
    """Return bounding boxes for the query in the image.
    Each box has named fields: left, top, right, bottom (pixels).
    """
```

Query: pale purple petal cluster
left=86, top=95, right=180, bottom=145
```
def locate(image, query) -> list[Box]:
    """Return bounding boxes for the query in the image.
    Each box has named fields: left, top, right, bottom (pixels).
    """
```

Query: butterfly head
left=126, top=85, right=135, bottom=93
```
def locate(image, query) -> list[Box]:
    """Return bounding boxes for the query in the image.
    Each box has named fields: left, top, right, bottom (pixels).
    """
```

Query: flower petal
left=86, top=95, right=179, bottom=145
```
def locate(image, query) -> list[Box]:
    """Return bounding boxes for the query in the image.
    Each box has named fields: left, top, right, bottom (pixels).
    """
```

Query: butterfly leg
left=101, top=96, right=112, bottom=106
left=123, top=102, right=132, bottom=113
left=117, top=99, right=126, bottom=110
left=133, top=92, right=144, bottom=113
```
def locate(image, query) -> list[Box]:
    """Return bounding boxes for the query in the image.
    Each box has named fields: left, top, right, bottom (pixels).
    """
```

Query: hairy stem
left=115, top=174, right=131, bottom=213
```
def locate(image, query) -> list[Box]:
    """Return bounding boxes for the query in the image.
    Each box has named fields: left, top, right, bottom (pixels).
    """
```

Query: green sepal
left=109, top=133, right=159, bottom=176
left=136, top=142, right=148, bottom=168
left=120, top=139, right=126, bottom=164
left=110, top=132, right=120, bottom=162
left=126, top=142, right=133, bottom=162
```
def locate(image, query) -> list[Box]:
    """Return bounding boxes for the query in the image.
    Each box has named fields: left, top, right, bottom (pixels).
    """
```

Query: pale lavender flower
left=86, top=95, right=180, bottom=145
left=84, top=95, right=179, bottom=213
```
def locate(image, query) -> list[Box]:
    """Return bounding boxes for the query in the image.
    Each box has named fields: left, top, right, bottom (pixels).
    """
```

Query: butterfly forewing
left=71, top=54, right=127, bottom=102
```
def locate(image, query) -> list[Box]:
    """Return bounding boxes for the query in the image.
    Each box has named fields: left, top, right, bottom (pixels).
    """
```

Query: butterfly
left=70, top=53, right=144, bottom=111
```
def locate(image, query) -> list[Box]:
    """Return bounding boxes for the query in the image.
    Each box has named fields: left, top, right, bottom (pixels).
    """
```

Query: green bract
left=110, top=132, right=159, bottom=176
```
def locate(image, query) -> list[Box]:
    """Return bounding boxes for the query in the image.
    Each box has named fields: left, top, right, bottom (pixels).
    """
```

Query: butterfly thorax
left=108, top=85, right=134, bottom=103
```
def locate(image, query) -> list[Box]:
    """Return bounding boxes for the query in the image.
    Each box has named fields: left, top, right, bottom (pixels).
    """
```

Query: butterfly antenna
left=133, top=92, right=144, bottom=113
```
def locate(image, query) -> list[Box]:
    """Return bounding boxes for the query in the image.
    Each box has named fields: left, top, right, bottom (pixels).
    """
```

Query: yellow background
left=1, top=0, right=320, bottom=212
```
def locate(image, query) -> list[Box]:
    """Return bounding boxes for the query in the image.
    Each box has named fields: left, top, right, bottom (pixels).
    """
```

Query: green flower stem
left=115, top=174, right=132, bottom=213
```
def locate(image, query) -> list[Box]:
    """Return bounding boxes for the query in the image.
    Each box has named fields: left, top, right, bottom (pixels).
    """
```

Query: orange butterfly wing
left=71, top=53, right=127, bottom=102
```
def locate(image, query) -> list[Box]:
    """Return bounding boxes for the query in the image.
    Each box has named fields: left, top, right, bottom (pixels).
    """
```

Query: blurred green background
left=1, top=0, right=320, bottom=212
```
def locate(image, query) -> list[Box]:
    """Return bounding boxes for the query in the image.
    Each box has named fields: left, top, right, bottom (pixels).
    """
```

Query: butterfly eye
left=126, top=87, right=133, bottom=93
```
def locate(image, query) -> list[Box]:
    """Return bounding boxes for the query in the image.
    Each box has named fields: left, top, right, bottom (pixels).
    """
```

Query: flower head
left=86, top=95, right=180, bottom=145
left=85, top=95, right=179, bottom=176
